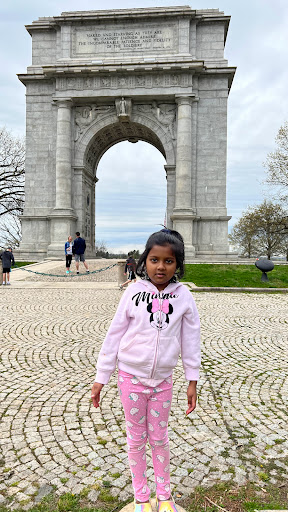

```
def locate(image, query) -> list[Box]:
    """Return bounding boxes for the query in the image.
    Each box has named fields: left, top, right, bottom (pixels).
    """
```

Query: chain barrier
left=12, top=262, right=117, bottom=278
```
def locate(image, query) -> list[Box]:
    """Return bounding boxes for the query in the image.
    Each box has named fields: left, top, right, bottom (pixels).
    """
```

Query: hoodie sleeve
left=95, top=289, right=132, bottom=384
left=180, top=290, right=201, bottom=381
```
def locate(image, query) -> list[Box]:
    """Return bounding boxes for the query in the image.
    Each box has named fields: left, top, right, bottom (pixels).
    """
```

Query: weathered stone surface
left=18, top=6, right=235, bottom=261
left=35, top=485, right=54, bottom=503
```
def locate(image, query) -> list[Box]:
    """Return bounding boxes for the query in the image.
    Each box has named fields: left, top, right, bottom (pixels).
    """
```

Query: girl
left=91, top=229, right=201, bottom=512
left=120, top=253, right=137, bottom=290
left=65, top=235, right=73, bottom=274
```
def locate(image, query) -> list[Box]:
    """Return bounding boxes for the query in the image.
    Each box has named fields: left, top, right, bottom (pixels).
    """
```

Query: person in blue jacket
left=73, top=232, right=89, bottom=275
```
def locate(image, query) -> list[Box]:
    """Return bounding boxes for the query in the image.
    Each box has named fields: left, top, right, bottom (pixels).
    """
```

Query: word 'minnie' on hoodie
left=132, top=291, right=179, bottom=306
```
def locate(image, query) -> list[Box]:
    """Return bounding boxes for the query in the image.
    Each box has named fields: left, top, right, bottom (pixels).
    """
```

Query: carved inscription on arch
left=73, top=24, right=176, bottom=56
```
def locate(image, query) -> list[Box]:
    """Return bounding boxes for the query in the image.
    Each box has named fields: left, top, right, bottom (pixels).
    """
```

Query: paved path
left=0, top=267, right=287, bottom=507
left=11, top=259, right=119, bottom=283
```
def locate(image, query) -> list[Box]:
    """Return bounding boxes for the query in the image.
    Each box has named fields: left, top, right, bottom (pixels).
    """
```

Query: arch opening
left=84, top=121, right=166, bottom=177
left=94, top=139, right=167, bottom=254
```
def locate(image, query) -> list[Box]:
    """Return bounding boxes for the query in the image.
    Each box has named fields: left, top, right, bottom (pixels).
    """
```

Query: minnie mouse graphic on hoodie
left=95, top=279, right=201, bottom=385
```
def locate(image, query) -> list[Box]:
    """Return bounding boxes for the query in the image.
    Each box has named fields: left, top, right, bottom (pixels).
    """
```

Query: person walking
left=1, top=247, right=15, bottom=285
left=91, top=228, right=201, bottom=512
left=65, top=236, right=73, bottom=274
left=73, top=232, right=89, bottom=275
left=120, top=252, right=137, bottom=289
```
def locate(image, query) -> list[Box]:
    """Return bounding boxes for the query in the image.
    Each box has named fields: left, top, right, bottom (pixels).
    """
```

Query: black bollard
left=255, top=258, right=274, bottom=282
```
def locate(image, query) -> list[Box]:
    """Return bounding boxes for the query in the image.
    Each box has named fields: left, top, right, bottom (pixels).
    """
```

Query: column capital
left=53, top=98, right=73, bottom=109
left=164, top=165, right=176, bottom=175
left=175, top=95, right=195, bottom=106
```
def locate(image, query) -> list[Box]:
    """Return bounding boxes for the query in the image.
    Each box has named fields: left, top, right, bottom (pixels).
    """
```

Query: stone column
left=55, top=100, right=72, bottom=209
left=171, top=96, right=196, bottom=259
left=164, top=165, right=175, bottom=230
left=47, top=99, right=77, bottom=257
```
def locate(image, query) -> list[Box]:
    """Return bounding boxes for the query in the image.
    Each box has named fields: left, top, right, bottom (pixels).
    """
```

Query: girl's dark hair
left=136, top=229, right=185, bottom=281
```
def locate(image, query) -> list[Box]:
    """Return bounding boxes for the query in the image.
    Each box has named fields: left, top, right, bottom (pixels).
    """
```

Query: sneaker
left=119, top=284, right=123, bottom=290
left=156, top=497, right=178, bottom=512
left=6, top=282, right=11, bottom=286
left=2, top=282, right=5, bottom=285
left=134, top=501, right=152, bottom=512
left=77, top=271, right=79, bottom=275
left=86, top=270, right=90, bottom=273
left=66, top=270, right=69, bottom=274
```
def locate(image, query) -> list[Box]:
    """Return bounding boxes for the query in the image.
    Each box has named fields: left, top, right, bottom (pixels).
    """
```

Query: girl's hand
left=186, top=381, right=197, bottom=415
left=91, top=382, right=104, bottom=408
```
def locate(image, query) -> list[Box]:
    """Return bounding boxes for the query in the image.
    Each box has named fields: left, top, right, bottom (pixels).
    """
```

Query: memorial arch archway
left=73, top=109, right=176, bottom=255
left=18, top=6, right=236, bottom=260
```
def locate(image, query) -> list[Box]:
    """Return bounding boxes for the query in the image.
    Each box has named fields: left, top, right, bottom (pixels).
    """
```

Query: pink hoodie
left=95, top=280, right=201, bottom=384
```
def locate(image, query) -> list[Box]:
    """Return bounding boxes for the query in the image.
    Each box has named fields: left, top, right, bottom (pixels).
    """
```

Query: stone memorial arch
left=18, top=6, right=235, bottom=260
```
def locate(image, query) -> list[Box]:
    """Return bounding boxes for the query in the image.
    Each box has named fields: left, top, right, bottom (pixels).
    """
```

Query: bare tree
left=95, top=239, right=109, bottom=258
left=253, top=201, right=287, bottom=259
left=229, top=201, right=288, bottom=259
left=279, top=232, right=288, bottom=261
left=228, top=210, right=260, bottom=258
left=264, top=121, right=288, bottom=204
left=0, top=127, right=25, bottom=218
left=0, top=215, right=22, bottom=249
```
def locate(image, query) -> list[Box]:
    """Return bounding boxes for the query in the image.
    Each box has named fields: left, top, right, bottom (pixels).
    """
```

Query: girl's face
left=145, top=244, right=177, bottom=291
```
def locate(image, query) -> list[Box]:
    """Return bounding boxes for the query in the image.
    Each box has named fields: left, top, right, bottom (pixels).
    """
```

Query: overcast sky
left=1, top=0, right=288, bottom=252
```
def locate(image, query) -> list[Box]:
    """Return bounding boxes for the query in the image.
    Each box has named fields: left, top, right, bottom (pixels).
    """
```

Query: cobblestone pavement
left=18, top=259, right=119, bottom=282
left=0, top=287, right=287, bottom=507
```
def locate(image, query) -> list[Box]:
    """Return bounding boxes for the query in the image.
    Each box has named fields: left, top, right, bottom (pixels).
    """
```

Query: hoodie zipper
left=150, top=296, right=162, bottom=379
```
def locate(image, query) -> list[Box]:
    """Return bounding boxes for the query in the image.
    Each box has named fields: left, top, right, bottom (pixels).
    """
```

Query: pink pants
left=118, top=371, right=173, bottom=502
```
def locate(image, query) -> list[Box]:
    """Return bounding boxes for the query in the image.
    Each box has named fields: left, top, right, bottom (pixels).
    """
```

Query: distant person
left=65, top=236, right=73, bottom=274
left=119, top=252, right=136, bottom=290
left=73, top=232, right=89, bottom=275
left=1, top=247, right=15, bottom=285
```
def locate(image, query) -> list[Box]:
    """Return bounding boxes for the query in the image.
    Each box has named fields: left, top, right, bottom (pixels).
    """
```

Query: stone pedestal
left=117, top=260, right=127, bottom=286
left=119, top=499, right=186, bottom=512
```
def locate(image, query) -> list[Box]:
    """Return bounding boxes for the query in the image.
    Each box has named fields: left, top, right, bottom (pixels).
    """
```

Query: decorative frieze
left=56, top=73, right=192, bottom=92
left=74, top=104, right=114, bottom=140
left=135, top=103, right=176, bottom=140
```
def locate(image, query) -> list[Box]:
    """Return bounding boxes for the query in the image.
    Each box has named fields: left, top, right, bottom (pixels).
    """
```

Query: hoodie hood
left=138, top=279, right=183, bottom=296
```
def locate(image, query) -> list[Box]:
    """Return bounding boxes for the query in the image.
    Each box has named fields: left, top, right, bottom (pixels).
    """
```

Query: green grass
left=0, top=481, right=287, bottom=512
left=13, top=262, right=36, bottom=268
left=182, top=263, right=288, bottom=288
left=0, top=488, right=124, bottom=512
left=183, top=481, right=288, bottom=512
